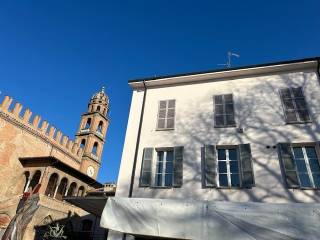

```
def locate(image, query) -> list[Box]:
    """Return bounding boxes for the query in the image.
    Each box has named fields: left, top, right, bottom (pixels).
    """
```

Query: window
left=279, top=144, right=320, bottom=189
left=29, top=170, right=41, bottom=191
left=203, top=144, right=254, bottom=188
left=67, top=182, right=77, bottom=196
left=155, top=150, right=174, bottom=187
left=97, top=121, right=103, bottom=133
left=55, top=177, right=68, bottom=201
left=92, top=142, right=98, bottom=155
left=45, top=173, right=59, bottom=197
left=84, top=118, right=91, bottom=129
left=292, top=146, right=320, bottom=188
left=77, top=186, right=85, bottom=196
left=293, top=146, right=320, bottom=188
left=80, top=139, right=86, bottom=149
left=280, top=87, right=311, bottom=123
left=157, top=100, right=175, bottom=130
left=140, top=147, right=183, bottom=188
left=217, top=148, right=240, bottom=187
left=214, top=94, right=236, bottom=127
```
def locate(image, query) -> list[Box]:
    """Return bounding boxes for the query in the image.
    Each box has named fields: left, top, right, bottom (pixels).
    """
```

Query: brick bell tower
left=76, top=87, right=110, bottom=179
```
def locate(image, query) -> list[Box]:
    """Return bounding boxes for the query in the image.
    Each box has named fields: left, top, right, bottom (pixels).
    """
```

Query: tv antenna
left=218, top=51, right=240, bottom=68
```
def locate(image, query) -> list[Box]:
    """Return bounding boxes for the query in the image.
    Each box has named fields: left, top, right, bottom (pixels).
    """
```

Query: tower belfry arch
left=75, top=87, right=110, bottom=179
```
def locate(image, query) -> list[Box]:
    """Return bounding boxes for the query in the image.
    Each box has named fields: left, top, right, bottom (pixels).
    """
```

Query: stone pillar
left=64, top=184, right=69, bottom=196
left=24, top=178, right=31, bottom=193
left=39, top=168, right=50, bottom=195
left=53, top=184, right=59, bottom=198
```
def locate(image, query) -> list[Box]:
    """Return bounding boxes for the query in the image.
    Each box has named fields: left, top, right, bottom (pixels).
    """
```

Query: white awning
left=101, top=197, right=320, bottom=240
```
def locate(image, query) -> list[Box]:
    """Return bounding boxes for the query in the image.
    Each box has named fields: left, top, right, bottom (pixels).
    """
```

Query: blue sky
left=1, top=1, right=320, bottom=183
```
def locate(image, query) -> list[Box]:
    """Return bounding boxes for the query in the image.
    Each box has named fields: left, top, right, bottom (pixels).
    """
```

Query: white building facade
left=105, top=57, right=320, bottom=240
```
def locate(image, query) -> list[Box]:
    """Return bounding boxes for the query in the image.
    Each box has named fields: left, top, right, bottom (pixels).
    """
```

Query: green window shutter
left=280, top=87, right=311, bottom=123
left=238, top=144, right=255, bottom=188
left=204, top=145, right=217, bottom=187
left=278, top=143, right=299, bottom=188
left=173, top=146, right=184, bottom=187
left=139, top=148, right=153, bottom=187
left=166, top=100, right=176, bottom=129
left=157, top=101, right=167, bottom=129
left=214, top=94, right=236, bottom=127
left=157, top=100, right=176, bottom=129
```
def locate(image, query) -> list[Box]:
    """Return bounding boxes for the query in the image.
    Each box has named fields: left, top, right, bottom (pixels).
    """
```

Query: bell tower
left=76, top=87, right=110, bottom=179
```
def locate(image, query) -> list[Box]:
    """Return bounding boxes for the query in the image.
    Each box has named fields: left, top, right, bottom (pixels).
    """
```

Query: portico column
left=53, top=180, right=60, bottom=198
left=64, top=184, right=69, bottom=196
left=24, top=178, right=31, bottom=193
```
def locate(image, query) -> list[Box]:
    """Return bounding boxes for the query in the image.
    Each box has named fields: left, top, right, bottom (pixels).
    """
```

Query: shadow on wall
left=135, top=71, right=320, bottom=203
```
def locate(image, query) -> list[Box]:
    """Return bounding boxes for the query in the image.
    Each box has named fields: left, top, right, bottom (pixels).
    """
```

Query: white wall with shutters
left=115, top=67, right=320, bottom=204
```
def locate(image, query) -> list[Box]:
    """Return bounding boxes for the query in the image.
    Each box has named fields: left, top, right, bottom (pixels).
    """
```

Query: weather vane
left=218, top=51, right=240, bottom=68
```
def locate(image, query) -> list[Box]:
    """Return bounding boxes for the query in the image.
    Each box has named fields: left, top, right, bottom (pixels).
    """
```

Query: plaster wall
left=116, top=69, right=320, bottom=203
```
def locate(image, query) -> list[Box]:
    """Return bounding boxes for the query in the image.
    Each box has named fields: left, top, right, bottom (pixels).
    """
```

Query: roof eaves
left=128, top=56, right=320, bottom=83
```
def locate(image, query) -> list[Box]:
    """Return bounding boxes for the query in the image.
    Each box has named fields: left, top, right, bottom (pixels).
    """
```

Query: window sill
left=290, top=187, right=320, bottom=190
left=155, top=128, right=175, bottom=131
left=150, top=186, right=174, bottom=189
left=214, top=125, right=237, bottom=129
left=204, top=186, right=254, bottom=189
left=217, top=186, right=253, bottom=189
left=96, top=131, right=103, bottom=138
left=80, top=129, right=90, bottom=133
left=139, top=186, right=175, bottom=189
left=285, top=121, right=312, bottom=125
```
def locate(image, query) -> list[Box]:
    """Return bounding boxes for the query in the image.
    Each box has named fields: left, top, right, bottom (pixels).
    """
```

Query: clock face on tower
left=87, top=166, right=95, bottom=177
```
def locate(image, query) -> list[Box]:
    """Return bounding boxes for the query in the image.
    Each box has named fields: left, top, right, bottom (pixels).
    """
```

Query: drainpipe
left=128, top=81, right=147, bottom=198
left=317, top=58, right=320, bottom=85
left=122, top=81, right=147, bottom=240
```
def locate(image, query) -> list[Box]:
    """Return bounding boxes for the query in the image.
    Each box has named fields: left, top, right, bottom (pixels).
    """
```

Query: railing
left=96, top=131, right=103, bottom=138
left=90, top=153, right=99, bottom=161
left=80, top=128, right=90, bottom=133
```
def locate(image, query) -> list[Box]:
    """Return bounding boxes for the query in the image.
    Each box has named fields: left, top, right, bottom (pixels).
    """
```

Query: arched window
left=80, top=139, right=86, bottom=149
left=55, top=177, right=68, bottom=201
left=84, top=118, right=91, bottom=129
left=96, top=106, right=100, bottom=112
left=92, top=142, right=98, bottom=156
left=97, top=121, right=103, bottom=133
left=77, top=186, right=85, bottom=197
left=67, top=182, right=77, bottom=196
left=29, top=170, right=41, bottom=191
left=45, top=173, right=59, bottom=197
left=23, top=171, right=30, bottom=193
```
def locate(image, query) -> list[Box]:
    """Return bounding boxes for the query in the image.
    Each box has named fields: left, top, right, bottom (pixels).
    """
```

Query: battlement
left=0, top=95, right=84, bottom=161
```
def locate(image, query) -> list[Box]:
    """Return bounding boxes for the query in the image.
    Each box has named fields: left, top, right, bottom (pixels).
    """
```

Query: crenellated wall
left=0, top=95, right=88, bottom=200
left=0, top=94, right=106, bottom=240
left=0, top=95, right=84, bottom=161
